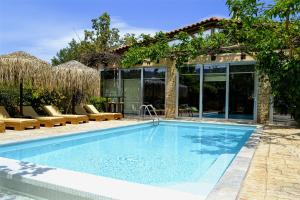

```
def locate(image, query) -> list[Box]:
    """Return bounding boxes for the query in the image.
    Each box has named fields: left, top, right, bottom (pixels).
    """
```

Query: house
left=100, top=17, right=271, bottom=123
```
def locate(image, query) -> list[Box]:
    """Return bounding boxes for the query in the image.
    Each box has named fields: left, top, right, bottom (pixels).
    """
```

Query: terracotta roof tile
left=112, top=17, right=226, bottom=53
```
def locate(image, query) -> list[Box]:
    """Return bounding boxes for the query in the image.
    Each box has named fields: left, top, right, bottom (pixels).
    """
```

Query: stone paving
left=0, top=119, right=141, bottom=144
left=0, top=187, right=38, bottom=200
left=238, top=126, right=300, bottom=200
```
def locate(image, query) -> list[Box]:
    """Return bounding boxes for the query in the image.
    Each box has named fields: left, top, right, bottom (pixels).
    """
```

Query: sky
left=0, top=0, right=229, bottom=62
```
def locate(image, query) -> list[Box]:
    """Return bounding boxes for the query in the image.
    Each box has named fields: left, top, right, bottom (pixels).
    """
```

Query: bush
left=23, top=87, right=68, bottom=114
left=88, top=96, right=106, bottom=112
left=0, top=86, right=19, bottom=116
left=0, top=86, right=99, bottom=115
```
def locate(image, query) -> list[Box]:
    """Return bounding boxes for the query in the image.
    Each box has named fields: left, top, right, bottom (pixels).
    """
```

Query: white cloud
left=19, top=17, right=161, bottom=62
left=111, top=17, right=161, bottom=36
left=29, top=29, right=86, bottom=62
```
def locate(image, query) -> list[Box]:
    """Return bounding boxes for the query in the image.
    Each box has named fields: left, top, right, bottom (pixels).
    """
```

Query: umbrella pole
left=20, top=80, right=23, bottom=116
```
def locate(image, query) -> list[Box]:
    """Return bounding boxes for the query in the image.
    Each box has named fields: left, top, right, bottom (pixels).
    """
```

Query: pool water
left=0, top=121, right=255, bottom=197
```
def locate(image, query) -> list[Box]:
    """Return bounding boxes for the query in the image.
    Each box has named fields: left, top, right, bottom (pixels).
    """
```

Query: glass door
left=203, top=64, right=227, bottom=118
left=178, top=65, right=200, bottom=117
left=101, top=69, right=120, bottom=97
left=229, top=65, right=255, bottom=120
left=143, top=68, right=166, bottom=115
left=122, top=69, right=142, bottom=115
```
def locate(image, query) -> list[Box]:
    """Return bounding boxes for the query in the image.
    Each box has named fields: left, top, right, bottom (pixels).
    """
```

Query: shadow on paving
left=0, top=161, right=55, bottom=178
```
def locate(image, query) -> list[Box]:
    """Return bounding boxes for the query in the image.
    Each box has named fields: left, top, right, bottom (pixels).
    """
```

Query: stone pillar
left=165, top=60, right=177, bottom=118
left=257, top=74, right=271, bottom=124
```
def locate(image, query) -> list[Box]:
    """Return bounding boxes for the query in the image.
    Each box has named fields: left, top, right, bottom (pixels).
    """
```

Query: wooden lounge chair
left=43, top=105, right=89, bottom=125
left=22, top=106, right=66, bottom=127
left=84, top=104, right=122, bottom=120
left=0, top=121, right=5, bottom=133
left=0, top=106, right=40, bottom=131
left=75, top=105, right=111, bottom=121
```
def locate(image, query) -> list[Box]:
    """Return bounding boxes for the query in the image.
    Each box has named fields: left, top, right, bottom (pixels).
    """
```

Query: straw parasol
left=52, top=60, right=100, bottom=113
left=0, top=51, right=52, bottom=115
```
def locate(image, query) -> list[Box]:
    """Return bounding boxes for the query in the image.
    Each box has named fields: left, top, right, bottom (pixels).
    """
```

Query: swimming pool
left=0, top=121, right=255, bottom=198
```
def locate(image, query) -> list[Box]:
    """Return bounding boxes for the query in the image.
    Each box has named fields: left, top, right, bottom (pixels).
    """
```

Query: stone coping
left=206, top=127, right=262, bottom=200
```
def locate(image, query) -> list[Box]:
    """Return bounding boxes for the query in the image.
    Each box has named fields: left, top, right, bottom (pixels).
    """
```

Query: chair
left=84, top=104, right=122, bottom=120
left=43, top=105, right=89, bottom=124
left=22, top=106, right=66, bottom=127
left=0, top=121, right=5, bottom=133
left=0, top=106, right=40, bottom=131
left=75, top=105, right=111, bottom=121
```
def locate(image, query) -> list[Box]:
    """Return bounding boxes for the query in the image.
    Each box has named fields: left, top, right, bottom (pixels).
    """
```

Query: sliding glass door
left=143, top=68, right=166, bottom=114
left=177, top=63, right=256, bottom=120
left=101, top=69, right=120, bottom=97
left=203, top=64, right=227, bottom=118
left=122, top=69, right=142, bottom=114
left=229, top=65, right=255, bottom=120
left=178, top=65, right=200, bottom=117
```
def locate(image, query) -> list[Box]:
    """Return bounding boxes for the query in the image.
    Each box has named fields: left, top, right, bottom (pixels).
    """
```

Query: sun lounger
left=75, top=105, right=111, bottom=121
left=84, top=104, right=122, bottom=120
left=22, top=106, right=66, bottom=127
left=0, top=121, right=5, bottom=133
left=43, top=105, right=89, bottom=125
left=0, top=106, right=40, bottom=131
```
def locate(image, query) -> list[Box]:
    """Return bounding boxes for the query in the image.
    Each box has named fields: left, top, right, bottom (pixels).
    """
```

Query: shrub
left=22, top=87, right=68, bottom=114
left=0, top=86, right=19, bottom=116
left=88, top=96, right=106, bottom=112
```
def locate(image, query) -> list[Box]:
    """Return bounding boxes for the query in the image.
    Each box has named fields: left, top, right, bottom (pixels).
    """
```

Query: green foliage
left=123, top=33, right=138, bottom=46
left=88, top=96, right=106, bottom=112
left=0, top=85, right=99, bottom=115
left=225, top=0, right=300, bottom=122
left=121, top=28, right=231, bottom=68
left=22, top=87, right=68, bottom=114
left=51, top=39, right=82, bottom=66
left=0, top=86, right=19, bottom=116
left=52, top=12, right=122, bottom=67
left=84, top=12, right=122, bottom=52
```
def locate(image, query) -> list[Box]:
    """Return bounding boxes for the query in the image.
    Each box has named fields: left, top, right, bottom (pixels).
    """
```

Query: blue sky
left=0, top=0, right=229, bottom=62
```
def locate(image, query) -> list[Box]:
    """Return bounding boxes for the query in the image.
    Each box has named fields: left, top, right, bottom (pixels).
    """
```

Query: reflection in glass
left=122, top=69, right=141, bottom=114
left=229, top=65, right=254, bottom=120
left=178, top=65, right=200, bottom=117
left=203, top=65, right=226, bottom=118
left=143, top=68, right=165, bottom=114
left=101, top=69, right=120, bottom=97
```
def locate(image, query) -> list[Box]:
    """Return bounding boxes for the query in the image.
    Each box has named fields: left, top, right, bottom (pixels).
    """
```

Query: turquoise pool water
left=0, top=121, right=255, bottom=197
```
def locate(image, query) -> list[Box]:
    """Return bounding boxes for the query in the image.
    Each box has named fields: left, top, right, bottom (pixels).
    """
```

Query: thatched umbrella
left=0, top=51, right=52, bottom=115
left=52, top=60, right=100, bottom=113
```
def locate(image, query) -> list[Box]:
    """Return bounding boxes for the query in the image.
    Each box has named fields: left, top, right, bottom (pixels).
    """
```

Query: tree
left=225, top=0, right=300, bottom=121
left=51, top=12, right=122, bottom=67
left=51, top=39, right=82, bottom=66
left=83, top=12, right=122, bottom=52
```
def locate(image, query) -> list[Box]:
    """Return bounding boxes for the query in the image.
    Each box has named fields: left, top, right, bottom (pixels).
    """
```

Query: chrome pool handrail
left=139, top=104, right=160, bottom=125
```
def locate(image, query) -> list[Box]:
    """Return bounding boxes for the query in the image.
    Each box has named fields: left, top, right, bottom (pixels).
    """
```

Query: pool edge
left=205, top=126, right=262, bottom=200
left=0, top=120, right=261, bottom=200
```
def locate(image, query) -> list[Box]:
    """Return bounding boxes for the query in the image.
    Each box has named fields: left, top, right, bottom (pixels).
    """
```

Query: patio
left=239, top=126, right=300, bottom=200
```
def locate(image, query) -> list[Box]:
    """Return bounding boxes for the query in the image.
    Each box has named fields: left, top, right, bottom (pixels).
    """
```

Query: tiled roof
left=166, top=17, right=224, bottom=36
left=112, top=17, right=226, bottom=54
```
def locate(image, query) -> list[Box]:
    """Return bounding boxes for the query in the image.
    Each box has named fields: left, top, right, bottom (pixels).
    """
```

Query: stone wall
left=165, top=60, right=177, bottom=118
left=257, top=74, right=271, bottom=124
